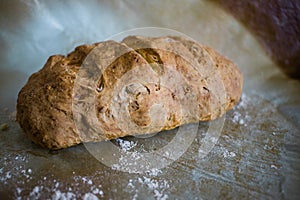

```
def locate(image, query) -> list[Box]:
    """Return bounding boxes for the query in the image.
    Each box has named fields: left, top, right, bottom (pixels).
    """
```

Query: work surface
left=1, top=89, right=300, bottom=199
left=0, top=0, right=300, bottom=199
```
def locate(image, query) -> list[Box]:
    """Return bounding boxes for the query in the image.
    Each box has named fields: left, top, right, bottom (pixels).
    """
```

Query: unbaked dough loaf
left=17, top=36, right=243, bottom=149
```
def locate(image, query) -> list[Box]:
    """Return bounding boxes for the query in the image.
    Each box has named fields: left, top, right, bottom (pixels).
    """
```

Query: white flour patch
left=111, top=150, right=142, bottom=173
left=127, top=175, right=170, bottom=200
left=223, top=150, right=236, bottom=158
left=232, top=94, right=251, bottom=127
left=235, top=94, right=250, bottom=110
left=147, top=168, right=162, bottom=176
left=111, top=138, right=146, bottom=173
left=29, top=186, right=42, bottom=199
left=82, top=193, right=99, bottom=200
left=52, top=190, right=76, bottom=200
left=218, top=147, right=236, bottom=158
left=115, top=138, right=137, bottom=151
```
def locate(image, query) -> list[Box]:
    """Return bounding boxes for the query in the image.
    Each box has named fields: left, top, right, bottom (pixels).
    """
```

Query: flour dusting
left=0, top=152, right=105, bottom=199
left=232, top=94, right=251, bottom=126
left=111, top=138, right=170, bottom=199
left=127, top=175, right=170, bottom=200
left=115, top=138, right=137, bottom=151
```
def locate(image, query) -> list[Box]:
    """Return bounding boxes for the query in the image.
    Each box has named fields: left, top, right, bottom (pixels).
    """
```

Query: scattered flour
left=154, top=189, right=169, bottom=200
left=115, top=138, right=137, bottom=151
left=111, top=150, right=143, bottom=173
left=147, top=168, right=162, bottom=176
left=235, top=94, right=250, bottom=110
left=1, top=122, right=169, bottom=200
left=111, top=138, right=146, bottom=173
left=29, top=186, right=42, bottom=199
left=0, top=153, right=105, bottom=199
left=232, top=94, right=251, bottom=127
left=219, top=147, right=236, bottom=158
left=52, top=190, right=76, bottom=200
left=27, top=175, right=104, bottom=200
left=223, top=150, right=236, bottom=158
left=127, top=175, right=170, bottom=200
left=82, top=193, right=99, bottom=200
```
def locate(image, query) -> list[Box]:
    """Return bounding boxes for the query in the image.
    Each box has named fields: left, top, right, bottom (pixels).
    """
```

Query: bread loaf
left=17, top=36, right=243, bottom=149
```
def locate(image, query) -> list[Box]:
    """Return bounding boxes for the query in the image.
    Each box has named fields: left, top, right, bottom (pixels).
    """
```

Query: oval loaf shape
left=17, top=36, right=243, bottom=149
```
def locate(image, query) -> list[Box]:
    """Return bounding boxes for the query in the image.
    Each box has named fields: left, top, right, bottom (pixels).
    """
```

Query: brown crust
left=17, top=44, right=97, bottom=149
left=17, top=36, right=243, bottom=149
